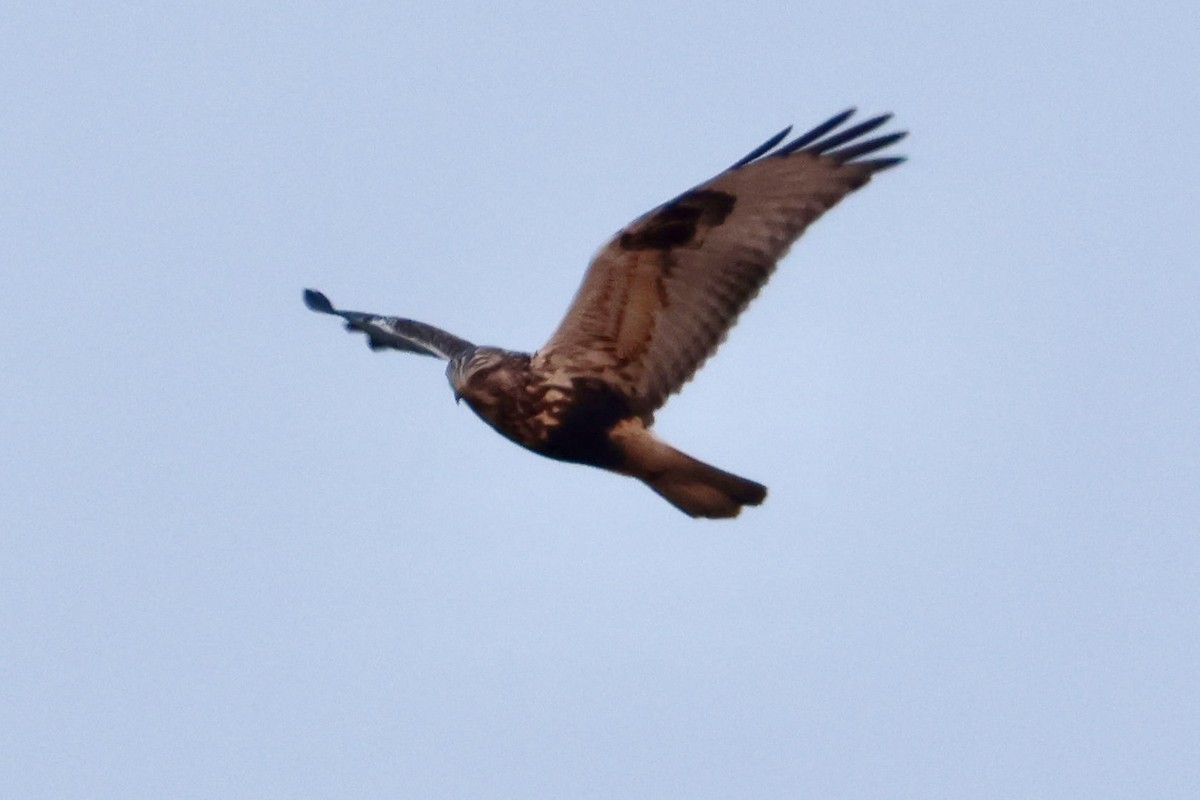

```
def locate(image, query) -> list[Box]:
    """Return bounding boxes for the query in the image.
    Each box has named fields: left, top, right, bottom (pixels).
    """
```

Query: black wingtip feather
left=827, top=130, right=908, bottom=163
left=730, top=125, right=793, bottom=170
left=733, top=108, right=906, bottom=170
left=779, top=108, right=857, bottom=155
left=862, top=156, right=907, bottom=171
left=808, top=114, right=892, bottom=155
left=304, top=288, right=335, bottom=314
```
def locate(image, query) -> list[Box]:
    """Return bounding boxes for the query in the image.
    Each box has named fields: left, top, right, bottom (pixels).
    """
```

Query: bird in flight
left=305, top=108, right=905, bottom=518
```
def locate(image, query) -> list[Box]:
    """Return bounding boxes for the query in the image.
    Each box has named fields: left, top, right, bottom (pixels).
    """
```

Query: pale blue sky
left=3, top=2, right=1197, bottom=798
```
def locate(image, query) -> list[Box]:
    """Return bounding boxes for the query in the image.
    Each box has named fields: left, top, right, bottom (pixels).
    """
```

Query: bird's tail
left=641, top=450, right=767, bottom=519
left=611, top=421, right=767, bottom=519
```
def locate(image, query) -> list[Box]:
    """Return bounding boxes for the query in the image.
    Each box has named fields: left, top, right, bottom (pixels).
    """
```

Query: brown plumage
left=305, top=109, right=905, bottom=518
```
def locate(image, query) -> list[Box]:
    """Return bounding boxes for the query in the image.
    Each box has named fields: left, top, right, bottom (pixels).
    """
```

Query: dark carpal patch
left=619, top=189, right=736, bottom=251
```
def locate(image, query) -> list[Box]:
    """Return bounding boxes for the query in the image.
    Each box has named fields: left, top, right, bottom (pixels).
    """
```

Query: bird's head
left=446, top=347, right=500, bottom=403
left=446, top=347, right=531, bottom=407
left=446, top=353, right=470, bottom=403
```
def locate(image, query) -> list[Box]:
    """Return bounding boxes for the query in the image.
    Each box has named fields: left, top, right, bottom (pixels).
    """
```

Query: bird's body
left=305, top=109, right=905, bottom=518
left=450, top=349, right=631, bottom=469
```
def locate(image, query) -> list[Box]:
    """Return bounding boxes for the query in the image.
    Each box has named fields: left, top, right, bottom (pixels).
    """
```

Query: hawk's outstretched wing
left=304, top=289, right=475, bottom=361
left=533, top=109, right=905, bottom=416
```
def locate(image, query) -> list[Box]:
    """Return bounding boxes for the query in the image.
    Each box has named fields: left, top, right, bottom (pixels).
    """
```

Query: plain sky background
left=3, top=2, right=1197, bottom=798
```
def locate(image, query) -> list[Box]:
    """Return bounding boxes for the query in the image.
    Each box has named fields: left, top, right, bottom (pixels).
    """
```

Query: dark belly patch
left=537, top=378, right=632, bottom=468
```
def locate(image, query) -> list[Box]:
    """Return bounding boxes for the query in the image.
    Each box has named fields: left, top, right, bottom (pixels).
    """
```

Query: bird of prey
left=305, top=109, right=905, bottom=518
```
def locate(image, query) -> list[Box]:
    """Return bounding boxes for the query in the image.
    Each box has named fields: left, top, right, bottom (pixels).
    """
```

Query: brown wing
left=532, top=109, right=906, bottom=416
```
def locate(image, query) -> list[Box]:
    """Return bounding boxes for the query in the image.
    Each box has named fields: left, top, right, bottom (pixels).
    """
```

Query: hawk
left=305, top=109, right=905, bottom=518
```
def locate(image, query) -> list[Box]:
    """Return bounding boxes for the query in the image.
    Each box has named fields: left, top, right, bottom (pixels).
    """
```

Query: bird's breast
left=460, top=369, right=634, bottom=470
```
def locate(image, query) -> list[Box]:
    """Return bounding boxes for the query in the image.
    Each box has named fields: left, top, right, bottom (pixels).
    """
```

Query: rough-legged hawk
left=305, top=109, right=905, bottom=518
